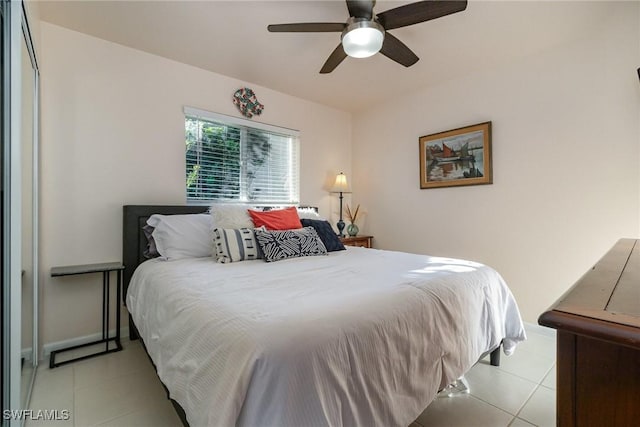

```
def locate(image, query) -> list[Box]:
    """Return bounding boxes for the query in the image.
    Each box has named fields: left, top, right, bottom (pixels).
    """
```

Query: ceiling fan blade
left=379, top=32, right=419, bottom=67
left=346, top=0, right=375, bottom=19
left=267, top=23, right=346, bottom=33
left=377, top=0, right=467, bottom=30
left=320, top=44, right=348, bottom=74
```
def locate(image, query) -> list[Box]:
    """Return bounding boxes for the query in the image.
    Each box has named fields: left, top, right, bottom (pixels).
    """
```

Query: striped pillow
left=213, top=228, right=263, bottom=263
left=254, top=227, right=327, bottom=262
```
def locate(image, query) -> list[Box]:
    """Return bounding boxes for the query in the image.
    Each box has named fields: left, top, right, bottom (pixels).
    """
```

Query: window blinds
left=185, top=107, right=300, bottom=205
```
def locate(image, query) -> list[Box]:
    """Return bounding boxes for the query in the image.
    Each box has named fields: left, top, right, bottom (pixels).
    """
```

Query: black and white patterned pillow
left=254, top=227, right=327, bottom=262
left=213, top=228, right=263, bottom=263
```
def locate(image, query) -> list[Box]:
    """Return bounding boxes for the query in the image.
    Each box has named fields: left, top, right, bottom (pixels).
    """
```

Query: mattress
left=127, top=246, right=526, bottom=427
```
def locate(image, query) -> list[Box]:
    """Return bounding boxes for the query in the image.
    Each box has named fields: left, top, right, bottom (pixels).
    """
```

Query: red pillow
left=248, top=207, right=302, bottom=230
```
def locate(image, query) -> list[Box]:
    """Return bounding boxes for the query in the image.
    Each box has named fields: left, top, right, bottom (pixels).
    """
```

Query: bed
left=122, top=205, right=526, bottom=427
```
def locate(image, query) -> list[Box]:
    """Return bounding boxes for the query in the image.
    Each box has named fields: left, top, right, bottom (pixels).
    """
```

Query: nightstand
left=49, top=262, right=124, bottom=368
left=340, top=235, right=373, bottom=248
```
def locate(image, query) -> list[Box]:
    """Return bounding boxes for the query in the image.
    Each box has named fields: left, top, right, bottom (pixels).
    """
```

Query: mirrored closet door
left=1, top=1, right=39, bottom=424
left=20, top=0, right=38, bottom=412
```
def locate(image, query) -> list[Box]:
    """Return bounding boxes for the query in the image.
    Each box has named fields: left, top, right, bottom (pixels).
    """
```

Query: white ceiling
left=38, top=0, right=617, bottom=113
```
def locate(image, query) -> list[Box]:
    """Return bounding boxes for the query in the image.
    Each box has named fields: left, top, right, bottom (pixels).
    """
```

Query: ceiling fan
left=267, top=0, right=468, bottom=74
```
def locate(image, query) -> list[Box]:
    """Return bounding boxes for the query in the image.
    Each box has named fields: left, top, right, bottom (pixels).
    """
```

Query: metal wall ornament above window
left=184, top=107, right=299, bottom=205
left=233, top=87, right=264, bottom=118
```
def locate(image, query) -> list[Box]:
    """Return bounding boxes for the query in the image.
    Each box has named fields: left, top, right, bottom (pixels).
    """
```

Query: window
left=185, top=107, right=300, bottom=205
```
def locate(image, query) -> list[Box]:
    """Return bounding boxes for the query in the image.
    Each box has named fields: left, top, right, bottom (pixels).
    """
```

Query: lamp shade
left=330, top=172, right=351, bottom=193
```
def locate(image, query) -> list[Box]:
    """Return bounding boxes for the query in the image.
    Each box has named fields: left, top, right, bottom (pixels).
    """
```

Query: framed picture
left=419, top=121, right=492, bottom=189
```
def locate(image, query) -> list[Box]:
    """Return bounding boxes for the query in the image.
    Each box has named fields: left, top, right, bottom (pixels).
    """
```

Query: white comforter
left=127, top=246, right=525, bottom=427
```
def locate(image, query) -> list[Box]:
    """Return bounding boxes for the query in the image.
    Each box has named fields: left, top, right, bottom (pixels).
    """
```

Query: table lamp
left=330, top=172, right=351, bottom=237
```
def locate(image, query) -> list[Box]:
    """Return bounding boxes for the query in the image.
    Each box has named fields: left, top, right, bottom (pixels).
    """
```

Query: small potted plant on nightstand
left=345, top=204, right=360, bottom=237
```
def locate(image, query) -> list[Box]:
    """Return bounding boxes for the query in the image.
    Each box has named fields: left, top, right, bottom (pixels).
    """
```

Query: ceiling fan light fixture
left=341, top=18, right=384, bottom=59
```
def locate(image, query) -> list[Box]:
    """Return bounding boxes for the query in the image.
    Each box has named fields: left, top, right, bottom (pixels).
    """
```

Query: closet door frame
left=1, top=0, right=8, bottom=420
left=2, top=0, right=23, bottom=424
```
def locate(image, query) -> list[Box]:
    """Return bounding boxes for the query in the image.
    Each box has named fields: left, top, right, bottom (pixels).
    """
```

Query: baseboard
left=41, top=327, right=129, bottom=360
left=524, top=321, right=556, bottom=337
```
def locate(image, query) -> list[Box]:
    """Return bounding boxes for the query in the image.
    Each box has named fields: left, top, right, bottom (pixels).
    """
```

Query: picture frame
left=419, top=121, right=492, bottom=189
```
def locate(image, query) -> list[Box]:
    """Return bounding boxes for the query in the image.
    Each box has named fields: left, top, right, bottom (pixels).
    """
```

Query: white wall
left=352, top=3, right=640, bottom=323
left=39, top=22, right=352, bottom=346
left=37, top=3, right=640, bottom=344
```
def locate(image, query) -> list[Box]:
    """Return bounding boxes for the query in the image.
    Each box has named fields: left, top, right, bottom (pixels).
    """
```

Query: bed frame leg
left=490, top=346, right=500, bottom=366
left=129, top=315, right=139, bottom=340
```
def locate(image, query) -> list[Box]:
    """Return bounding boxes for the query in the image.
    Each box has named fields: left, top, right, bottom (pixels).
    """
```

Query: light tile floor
left=28, top=324, right=555, bottom=426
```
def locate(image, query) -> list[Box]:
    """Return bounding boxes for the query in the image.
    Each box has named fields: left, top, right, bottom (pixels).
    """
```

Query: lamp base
left=337, top=219, right=345, bottom=237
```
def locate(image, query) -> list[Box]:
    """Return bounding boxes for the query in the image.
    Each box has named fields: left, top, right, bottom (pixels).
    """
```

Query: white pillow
left=297, top=207, right=323, bottom=220
left=209, top=203, right=256, bottom=229
left=147, top=213, right=213, bottom=260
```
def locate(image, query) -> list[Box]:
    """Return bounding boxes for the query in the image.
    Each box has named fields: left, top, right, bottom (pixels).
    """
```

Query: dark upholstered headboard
left=122, top=204, right=319, bottom=305
left=122, top=205, right=209, bottom=303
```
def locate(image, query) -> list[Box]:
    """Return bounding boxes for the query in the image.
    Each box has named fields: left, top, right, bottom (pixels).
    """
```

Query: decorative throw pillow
left=248, top=206, right=302, bottom=230
left=210, top=204, right=256, bottom=229
left=300, top=219, right=345, bottom=252
left=255, top=227, right=327, bottom=262
left=213, top=228, right=263, bottom=263
left=297, top=207, right=323, bottom=220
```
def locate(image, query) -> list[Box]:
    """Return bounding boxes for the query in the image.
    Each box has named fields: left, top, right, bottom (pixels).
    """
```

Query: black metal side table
left=49, top=262, right=125, bottom=368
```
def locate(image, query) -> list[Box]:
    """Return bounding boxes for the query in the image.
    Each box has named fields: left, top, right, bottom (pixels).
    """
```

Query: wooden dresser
left=538, top=238, right=640, bottom=427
